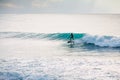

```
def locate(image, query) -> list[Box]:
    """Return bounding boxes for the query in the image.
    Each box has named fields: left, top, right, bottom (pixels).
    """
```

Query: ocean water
left=0, top=14, right=120, bottom=80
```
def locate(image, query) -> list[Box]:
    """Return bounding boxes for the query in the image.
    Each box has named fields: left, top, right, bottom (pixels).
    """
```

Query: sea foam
left=78, top=34, right=120, bottom=47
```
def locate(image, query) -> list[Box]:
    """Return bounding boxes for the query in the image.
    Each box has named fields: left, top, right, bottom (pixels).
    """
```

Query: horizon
left=0, top=14, right=120, bottom=36
left=0, top=0, right=120, bottom=36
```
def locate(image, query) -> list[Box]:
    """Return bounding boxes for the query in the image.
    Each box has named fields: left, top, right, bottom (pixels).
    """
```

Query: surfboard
left=67, top=40, right=74, bottom=44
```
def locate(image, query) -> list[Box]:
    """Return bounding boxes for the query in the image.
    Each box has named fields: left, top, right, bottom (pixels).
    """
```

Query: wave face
left=0, top=32, right=84, bottom=40
left=0, top=32, right=120, bottom=48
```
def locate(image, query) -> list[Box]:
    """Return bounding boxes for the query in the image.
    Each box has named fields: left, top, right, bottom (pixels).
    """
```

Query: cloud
left=91, top=0, right=120, bottom=13
left=0, top=0, right=120, bottom=13
left=32, top=0, right=49, bottom=8
left=31, top=0, right=63, bottom=8
left=48, top=0, right=63, bottom=3
left=0, top=2, right=20, bottom=8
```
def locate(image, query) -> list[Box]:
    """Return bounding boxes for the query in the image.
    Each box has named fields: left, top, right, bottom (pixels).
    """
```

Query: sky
left=0, top=0, right=120, bottom=13
left=0, top=0, right=120, bottom=36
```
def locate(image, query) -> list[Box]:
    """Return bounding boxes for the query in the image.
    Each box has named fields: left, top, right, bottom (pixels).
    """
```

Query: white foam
left=0, top=57, right=120, bottom=80
left=76, top=34, right=120, bottom=47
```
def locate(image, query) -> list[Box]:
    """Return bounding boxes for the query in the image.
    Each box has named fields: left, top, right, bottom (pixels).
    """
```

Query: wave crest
left=0, top=32, right=120, bottom=48
left=0, top=32, right=84, bottom=40
left=77, top=34, right=120, bottom=47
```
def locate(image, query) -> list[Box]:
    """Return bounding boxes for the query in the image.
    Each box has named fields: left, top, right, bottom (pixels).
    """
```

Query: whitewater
left=0, top=14, right=120, bottom=80
left=0, top=32, right=120, bottom=80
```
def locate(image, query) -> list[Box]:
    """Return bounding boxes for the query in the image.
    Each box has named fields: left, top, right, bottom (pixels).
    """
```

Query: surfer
left=68, top=33, right=74, bottom=43
left=70, top=33, right=74, bottom=41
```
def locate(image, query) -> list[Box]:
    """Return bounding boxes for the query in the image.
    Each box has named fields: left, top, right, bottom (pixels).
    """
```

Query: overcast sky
left=0, top=0, right=120, bottom=13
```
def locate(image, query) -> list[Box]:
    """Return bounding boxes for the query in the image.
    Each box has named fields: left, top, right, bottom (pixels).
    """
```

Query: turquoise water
left=0, top=32, right=120, bottom=47
left=0, top=14, right=120, bottom=80
left=0, top=32, right=84, bottom=40
left=0, top=32, right=120, bottom=80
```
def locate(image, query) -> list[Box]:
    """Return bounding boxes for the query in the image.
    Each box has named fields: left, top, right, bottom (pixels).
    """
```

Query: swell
left=0, top=32, right=84, bottom=40
left=0, top=32, right=120, bottom=48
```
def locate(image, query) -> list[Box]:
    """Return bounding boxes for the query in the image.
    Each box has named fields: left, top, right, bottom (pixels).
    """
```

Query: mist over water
left=0, top=14, right=120, bottom=36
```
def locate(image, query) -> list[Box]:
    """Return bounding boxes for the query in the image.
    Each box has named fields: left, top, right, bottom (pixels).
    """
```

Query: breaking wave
left=0, top=32, right=120, bottom=48
left=75, top=34, right=120, bottom=48
left=0, top=32, right=84, bottom=40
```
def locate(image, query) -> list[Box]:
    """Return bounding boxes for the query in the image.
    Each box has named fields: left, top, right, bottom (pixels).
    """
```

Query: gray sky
left=0, top=0, right=120, bottom=13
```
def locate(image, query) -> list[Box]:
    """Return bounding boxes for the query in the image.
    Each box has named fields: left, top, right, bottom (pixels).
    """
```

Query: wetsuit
left=70, top=33, right=74, bottom=40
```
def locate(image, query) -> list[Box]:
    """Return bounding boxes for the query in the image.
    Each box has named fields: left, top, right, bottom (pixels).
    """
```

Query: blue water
left=0, top=32, right=84, bottom=40
left=0, top=32, right=120, bottom=80
left=0, top=32, right=120, bottom=47
left=0, top=14, right=120, bottom=80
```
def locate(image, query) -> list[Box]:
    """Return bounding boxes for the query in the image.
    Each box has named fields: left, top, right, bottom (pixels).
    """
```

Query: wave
left=0, top=32, right=84, bottom=40
left=0, top=32, right=120, bottom=48
left=0, top=72, right=57, bottom=80
left=75, top=34, right=120, bottom=48
left=0, top=72, right=23, bottom=80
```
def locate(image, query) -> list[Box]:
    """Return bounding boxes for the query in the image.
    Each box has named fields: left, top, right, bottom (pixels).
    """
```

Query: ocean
left=0, top=14, right=120, bottom=80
